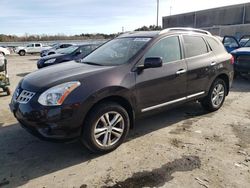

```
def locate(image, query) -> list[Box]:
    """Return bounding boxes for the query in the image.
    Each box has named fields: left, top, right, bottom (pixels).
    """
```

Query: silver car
left=40, top=43, right=73, bottom=57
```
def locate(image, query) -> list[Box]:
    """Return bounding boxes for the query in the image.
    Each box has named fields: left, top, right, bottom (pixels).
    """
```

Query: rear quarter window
left=206, top=36, right=227, bottom=55
left=183, top=35, right=208, bottom=58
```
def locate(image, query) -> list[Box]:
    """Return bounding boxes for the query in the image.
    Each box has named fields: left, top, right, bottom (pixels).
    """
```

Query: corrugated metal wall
left=162, top=3, right=250, bottom=37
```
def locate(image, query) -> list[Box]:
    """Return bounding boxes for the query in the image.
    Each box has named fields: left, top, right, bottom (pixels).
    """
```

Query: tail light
left=230, top=55, right=235, bottom=64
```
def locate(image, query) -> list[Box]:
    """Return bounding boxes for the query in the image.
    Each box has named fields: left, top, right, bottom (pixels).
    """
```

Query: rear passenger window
left=206, top=37, right=226, bottom=54
left=144, top=36, right=181, bottom=64
left=35, top=44, right=41, bottom=47
left=183, top=36, right=208, bottom=58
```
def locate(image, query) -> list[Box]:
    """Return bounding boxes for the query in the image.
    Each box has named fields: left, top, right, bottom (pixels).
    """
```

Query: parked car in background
left=40, top=43, right=73, bottom=57
left=37, top=44, right=99, bottom=68
left=222, top=36, right=250, bottom=76
left=10, top=28, right=234, bottom=153
left=15, top=43, right=51, bottom=56
left=0, top=46, right=11, bottom=56
left=222, top=36, right=241, bottom=53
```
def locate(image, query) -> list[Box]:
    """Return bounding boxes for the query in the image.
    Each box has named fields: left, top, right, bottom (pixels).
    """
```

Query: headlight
left=44, top=58, right=56, bottom=64
left=38, top=81, right=81, bottom=106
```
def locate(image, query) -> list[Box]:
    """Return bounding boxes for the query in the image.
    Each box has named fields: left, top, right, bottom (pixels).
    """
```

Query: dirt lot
left=0, top=55, right=250, bottom=188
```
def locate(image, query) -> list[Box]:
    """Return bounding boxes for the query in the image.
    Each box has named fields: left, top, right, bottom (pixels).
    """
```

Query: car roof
left=117, top=31, right=161, bottom=38
left=117, top=28, right=212, bottom=39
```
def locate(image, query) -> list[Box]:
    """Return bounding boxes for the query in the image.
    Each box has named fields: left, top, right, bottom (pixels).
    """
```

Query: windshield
left=56, top=46, right=78, bottom=54
left=82, top=37, right=151, bottom=66
left=243, top=39, right=250, bottom=47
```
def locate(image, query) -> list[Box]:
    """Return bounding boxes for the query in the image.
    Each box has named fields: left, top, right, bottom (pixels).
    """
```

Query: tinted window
left=144, top=36, right=181, bottom=63
left=27, top=44, right=33, bottom=47
left=61, top=44, right=71, bottom=48
left=35, top=44, right=41, bottom=47
left=183, top=36, right=208, bottom=58
left=223, top=37, right=239, bottom=48
left=206, top=36, right=226, bottom=54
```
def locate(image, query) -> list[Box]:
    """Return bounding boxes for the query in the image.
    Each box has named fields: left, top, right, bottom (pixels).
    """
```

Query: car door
left=34, top=43, right=41, bottom=53
left=222, top=36, right=240, bottom=53
left=26, top=44, right=34, bottom=53
left=135, top=36, right=187, bottom=112
left=182, top=35, right=217, bottom=96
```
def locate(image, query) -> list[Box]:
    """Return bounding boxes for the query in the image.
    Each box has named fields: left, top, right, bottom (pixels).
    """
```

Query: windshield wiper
left=83, top=62, right=103, bottom=66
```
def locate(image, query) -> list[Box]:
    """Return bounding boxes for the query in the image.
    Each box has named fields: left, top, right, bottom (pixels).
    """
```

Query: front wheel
left=201, top=78, right=226, bottom=112
left=19, top=50, right=25, bottom=56
left=81, top=102, right=130, bottom=153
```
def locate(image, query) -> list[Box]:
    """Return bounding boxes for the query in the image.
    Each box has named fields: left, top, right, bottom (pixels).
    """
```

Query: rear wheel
left=81, top=102, right=130, bottom=153
left=19, top=50, right=25, bottom=56
left=201, top=78, right=226, bottom=112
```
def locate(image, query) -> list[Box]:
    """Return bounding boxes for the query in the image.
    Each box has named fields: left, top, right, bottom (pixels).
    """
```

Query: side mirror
left=75, top=51, right=81, bottom=56
left=139, top=57, right=163, bottom=70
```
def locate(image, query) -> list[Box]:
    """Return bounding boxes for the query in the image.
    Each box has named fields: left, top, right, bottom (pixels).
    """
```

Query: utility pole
left=156, top=0, right=159, bottom=27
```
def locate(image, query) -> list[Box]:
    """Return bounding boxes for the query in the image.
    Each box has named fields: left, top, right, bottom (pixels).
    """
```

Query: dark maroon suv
left=10, top=28, right=234, bottom=153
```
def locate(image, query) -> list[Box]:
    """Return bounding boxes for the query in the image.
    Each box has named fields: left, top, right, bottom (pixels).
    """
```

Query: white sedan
left=0, top=47, right=10, bottom=56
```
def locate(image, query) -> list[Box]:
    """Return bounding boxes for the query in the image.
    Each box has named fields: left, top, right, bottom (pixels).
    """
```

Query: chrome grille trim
left=16, top=90, right=35, bottom=104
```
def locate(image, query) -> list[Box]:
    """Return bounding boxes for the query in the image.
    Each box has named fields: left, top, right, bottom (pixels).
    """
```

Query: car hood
left=231, top=47, right=250, bottom=55
left=40, top=53, right=65, bottom=60
left=21, top=61, right=112, bottom=92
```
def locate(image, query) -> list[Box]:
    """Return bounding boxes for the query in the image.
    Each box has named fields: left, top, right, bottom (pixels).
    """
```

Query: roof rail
left=159, top=27, right=212, bottom=35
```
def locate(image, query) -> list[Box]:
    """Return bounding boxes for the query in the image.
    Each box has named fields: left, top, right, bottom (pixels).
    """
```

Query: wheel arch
left=216, top=73, right=230, bottom=95
left=83, top=95, right=135, bottom=130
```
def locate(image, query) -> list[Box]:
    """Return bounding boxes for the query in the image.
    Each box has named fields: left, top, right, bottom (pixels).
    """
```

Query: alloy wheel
left=211, top=83, right=225, bottom=108
left=94, top=111, right=125, bottom=147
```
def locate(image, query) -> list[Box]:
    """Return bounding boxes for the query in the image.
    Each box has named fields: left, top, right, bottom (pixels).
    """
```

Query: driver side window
left=144, top=36, right=181, bottom=64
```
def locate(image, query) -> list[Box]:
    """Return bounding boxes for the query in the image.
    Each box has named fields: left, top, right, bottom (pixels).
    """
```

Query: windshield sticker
left=133, top=38, right=151, bottom=42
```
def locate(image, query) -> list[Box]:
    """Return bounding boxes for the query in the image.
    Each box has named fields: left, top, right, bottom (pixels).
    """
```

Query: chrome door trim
left=141, top=91, right=205, bottom=112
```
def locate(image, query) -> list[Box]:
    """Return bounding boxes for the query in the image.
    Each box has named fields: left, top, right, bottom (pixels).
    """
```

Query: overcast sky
left=1, top=0, right=249, bottom=35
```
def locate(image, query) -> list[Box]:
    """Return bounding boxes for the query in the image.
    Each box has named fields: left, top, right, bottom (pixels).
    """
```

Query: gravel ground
left=0, top=55, right=250, bottom=188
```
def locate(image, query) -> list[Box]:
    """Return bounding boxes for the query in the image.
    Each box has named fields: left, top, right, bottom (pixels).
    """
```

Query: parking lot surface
left=0, top=55, right=250, bottom=188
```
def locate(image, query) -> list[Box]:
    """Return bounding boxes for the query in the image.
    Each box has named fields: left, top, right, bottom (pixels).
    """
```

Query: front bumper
left=10, top=93, right=84, bottom=141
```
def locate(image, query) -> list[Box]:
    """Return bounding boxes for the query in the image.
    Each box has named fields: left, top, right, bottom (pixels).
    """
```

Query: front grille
left=16, top=90, right=35, bottom=104
left=237, top=55, right=250, bottom=65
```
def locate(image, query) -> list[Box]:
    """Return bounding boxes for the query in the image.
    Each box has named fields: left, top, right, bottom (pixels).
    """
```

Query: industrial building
left=162, top=3, right=250, bottom=38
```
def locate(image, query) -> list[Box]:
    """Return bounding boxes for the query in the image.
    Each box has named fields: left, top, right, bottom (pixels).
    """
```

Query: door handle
left=176, top=69, right=187, bottom=75
left=210, top=62, right=216, bottom=66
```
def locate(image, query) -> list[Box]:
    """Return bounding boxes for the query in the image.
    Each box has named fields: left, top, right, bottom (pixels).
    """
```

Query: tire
left=0, top=52, right=5, bottom=56
left=201, top=78, right=226, bottom=112
left=19, top=50, right=25, bottom=56
left=81, top=102, right=130, bottom=153
left=5, top=87, right=11, bottom=96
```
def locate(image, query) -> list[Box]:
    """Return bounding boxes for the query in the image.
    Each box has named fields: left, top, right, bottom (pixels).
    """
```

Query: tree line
left=0, top=25, right=162, bottom=42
